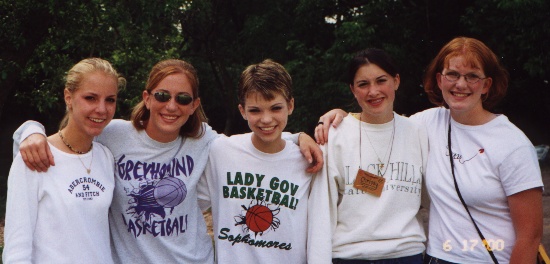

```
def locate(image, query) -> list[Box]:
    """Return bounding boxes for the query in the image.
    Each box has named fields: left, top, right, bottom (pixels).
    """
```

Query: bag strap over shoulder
left=447, top=120, right=499, bottom=264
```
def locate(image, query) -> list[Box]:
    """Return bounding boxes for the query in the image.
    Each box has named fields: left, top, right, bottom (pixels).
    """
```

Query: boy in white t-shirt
left=198, top=59, right=329, bottom=264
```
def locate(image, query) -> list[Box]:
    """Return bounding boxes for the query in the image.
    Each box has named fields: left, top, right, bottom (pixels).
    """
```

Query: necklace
left=77, top=149, right=93, bottom=174
left=58, top=130, right=94, bottom=174
left=359, top=113, right=395, bottom=174
left=58, top=130, right=93, bottom=154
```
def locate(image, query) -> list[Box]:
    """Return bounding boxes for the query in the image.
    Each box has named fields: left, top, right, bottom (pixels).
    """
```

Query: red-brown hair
left=423, top=37, right=509, bottom=110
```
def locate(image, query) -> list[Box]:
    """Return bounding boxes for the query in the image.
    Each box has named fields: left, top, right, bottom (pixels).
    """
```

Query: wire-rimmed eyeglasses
left=441, top=72, right=487, bottom=84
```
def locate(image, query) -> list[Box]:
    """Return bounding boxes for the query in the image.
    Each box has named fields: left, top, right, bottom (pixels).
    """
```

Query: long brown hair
left=130, top=59, right=207, bottom=138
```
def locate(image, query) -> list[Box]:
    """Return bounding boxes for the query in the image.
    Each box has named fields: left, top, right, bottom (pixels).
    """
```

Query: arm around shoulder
left=13, top=120, right=46, bottom=158
left=12, top=120, right=53, bottom=172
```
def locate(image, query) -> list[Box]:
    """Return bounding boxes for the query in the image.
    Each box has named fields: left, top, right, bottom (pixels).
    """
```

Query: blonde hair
left=59, top=58, right=126, bottom=129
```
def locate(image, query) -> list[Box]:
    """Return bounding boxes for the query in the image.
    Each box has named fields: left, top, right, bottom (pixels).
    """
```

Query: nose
left=96, top=100, right=107, bottom=114
left=455, top=75, right=469, bottom=88
left=368, top=85, right=381, bottom=97
left=260, top=112, right=273, bottom=123
left=165, top=97, right=179, bottom=111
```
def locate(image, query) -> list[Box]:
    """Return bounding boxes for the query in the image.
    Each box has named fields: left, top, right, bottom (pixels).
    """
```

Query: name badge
left=353, top=169, right=385, bottom=197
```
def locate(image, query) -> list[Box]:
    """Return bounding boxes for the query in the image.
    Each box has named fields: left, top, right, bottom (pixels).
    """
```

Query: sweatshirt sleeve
left=2, top=156, right=41, bottom=264
left=196, top=127, right=220, bottom=212
left=12, top=120, right=46, bottom=158
left=282, top=132, right=299, bottom=144
left=306, top=144, right=333, bottom=264
left=196, top=170, right=212, bottom=212
left=417, top=121, right=431, bottom=209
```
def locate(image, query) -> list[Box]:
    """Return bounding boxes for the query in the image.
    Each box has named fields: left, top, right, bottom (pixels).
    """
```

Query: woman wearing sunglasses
left=13, top=59, right=322, bottom=264
left=3, top=58, right=125, bottom=263
left=316, top=37, right=543, bottom=263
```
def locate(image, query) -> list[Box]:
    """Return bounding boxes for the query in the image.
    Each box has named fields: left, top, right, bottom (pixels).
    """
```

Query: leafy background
left=1, top=0, right=549, bottom=257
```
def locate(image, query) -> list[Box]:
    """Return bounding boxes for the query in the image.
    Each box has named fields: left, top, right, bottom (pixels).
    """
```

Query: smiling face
left=437, top=55, right=492, bottom=120
left=143, top=73, right=200, bottom=142
left=65, top=71, right=118, bottom=138
left=238, top=92, right=294, bottom=154
left=350, top=64, right=399, bottom=124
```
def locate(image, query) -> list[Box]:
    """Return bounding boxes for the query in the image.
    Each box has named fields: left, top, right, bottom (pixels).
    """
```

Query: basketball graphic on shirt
left=235, top=200, right=280, bottom=236
left=246, top=204, right=274, bottom=233
left=154, top=177, right=187, bottom=208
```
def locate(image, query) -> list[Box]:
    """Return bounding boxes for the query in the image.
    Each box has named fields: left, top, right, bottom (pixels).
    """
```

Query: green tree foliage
left=1, top=0, right=549, bottom=143
left=460, top=0, right=550, bottom=142
left=0, top=0, right=187, bottom=129
left=1, top=0, right=549, bottom=201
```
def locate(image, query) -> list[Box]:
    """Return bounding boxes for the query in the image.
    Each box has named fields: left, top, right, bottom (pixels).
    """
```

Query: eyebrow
left=245, top=102, right=285, bottom=108
left=356, top=74, right=387, bottom=82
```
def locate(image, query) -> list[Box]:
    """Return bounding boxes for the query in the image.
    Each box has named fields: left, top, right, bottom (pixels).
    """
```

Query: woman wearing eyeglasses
left=13, top=59, right=322, bottom=264
left=316, top=37, right=543, bottom=263
left=415, top=37, right=542, bottom=264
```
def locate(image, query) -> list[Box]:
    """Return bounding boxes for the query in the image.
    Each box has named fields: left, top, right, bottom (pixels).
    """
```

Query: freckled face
left=65, top=71, right=118, bottom=137
left=350, top=64, right=399, bottom=124
left=437, top=56, right=492, bottom=117
left=238, top=92, right=294, bottom=153
left=143, top=73, right=200, bottom=143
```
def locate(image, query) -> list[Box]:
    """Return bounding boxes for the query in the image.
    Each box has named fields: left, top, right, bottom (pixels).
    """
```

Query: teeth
left=451, top=92, right=469, bottom=97
left=162, top=115, right=177, bottom=120
left=369, top=98, right=383, bottom=104
left=261, top=127, right=275, bottom=131
left=90, top=118, right=104, bottom=123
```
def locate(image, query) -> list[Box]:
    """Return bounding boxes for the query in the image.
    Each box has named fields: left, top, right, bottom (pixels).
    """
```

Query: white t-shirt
left=11, top=120, right=303, bottom=264
left=411, top=107, right=543, bottom=263
left=199, top=133, right=316, bottom=264
left=12, top=120, right=217, bottom=264
left=3, top=142, right=115, bottom=264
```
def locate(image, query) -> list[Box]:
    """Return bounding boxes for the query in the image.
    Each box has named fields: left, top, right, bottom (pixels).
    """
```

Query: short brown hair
left=131, top=59, right=206, bottom=138
left=423, top=37, right=509, bottom=110
left=238, top=59, right=293, bottom=106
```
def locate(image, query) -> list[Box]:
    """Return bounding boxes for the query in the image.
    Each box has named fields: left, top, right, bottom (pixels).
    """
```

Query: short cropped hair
left=238, top=59, right=293, bottom=106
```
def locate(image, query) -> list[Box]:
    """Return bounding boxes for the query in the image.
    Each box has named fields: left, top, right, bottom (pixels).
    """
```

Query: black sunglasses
left=152, top=91, right=194, bottom=106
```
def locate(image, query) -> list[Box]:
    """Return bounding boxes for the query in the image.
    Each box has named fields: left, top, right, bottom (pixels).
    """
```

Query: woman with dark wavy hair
left=316, top=37, right=543, bottom=263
